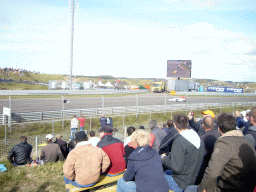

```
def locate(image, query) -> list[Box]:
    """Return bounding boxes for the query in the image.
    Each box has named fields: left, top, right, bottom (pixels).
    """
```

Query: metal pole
left=36, top=137, right=38, bottom=158
left=5, top=116, right=6, bottom=144
left=124, top=125, right=127, bottom=142
left=186, top=94, right=188, bottom=115
left=123, top=114, right=125, bottom=135
left=220, top=94, right=222, bottom=114
left=150, top=105, right=152, bottom=121
left=52, top=121, right=54, bottom=136
left=246, top=94, right=248, bottom=108
left=102, top=95, right=104, bottom=110
left=136, top=95, right=138, bottom=118
left=69, top=0, right=75, bottom=90
left=9, top=96, right=11, bottom=134
left=90, top=117, right=91, bottom=131
left=164, top=94, right=167, bottom=115
left=205, top=94, right=207, bottom=109
left=235, top=94, right=237, bottom=110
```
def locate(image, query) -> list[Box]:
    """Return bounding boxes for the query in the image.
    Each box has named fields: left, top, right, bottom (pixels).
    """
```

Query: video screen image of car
left=167, top=60, right=191, bottom=78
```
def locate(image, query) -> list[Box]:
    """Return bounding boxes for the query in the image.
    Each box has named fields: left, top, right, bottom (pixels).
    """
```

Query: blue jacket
left=236, top=116, right=245, bottom=129
left=124, top=145, right=169, bottom=192
left=99, top=116, right=107, bottom=127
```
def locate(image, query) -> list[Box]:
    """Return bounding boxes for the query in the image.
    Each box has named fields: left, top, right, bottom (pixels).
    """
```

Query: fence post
left=235, top=94, right=237, bottom=109
left=52, top=121, right=54, bottom=136
left=136, top=95, right=138, bottom=118
left=90, top=117, right=91, bottom=131
left=220, top=94, right=222, bottom=114
left=123, top=114, right=125, bottom=135
left=102, top=95, right=104, bottom=109
left=124, top=125, right=127, bottom=142
left=186, top=94, right=188, bottom=115
left=35, top=137, right=38, bottom=158
left=150, top=105, right=152, bottom=121
left=9, top=96, right=12, bottom=134
left=164, top=94, right=167, bottom=116
left=205, top=94, right=207, bottom=109
left=246, top=95, right=248, bottom=108
left=5, top=116, right=6, bottom=144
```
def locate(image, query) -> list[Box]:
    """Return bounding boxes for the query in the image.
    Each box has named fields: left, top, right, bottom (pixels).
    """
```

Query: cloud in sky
left=1, top=0, right=256, bottom=82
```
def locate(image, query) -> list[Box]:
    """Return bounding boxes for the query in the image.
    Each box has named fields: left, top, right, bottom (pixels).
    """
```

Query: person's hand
left=188, top=112, right=193, bottom=120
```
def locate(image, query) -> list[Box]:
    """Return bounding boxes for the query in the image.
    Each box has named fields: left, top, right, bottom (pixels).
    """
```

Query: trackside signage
left=207, top=86, right=243, bottom=93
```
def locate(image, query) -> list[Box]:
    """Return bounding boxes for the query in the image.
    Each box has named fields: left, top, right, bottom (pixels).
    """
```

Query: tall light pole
left=69, top=0, right=75, bottom=90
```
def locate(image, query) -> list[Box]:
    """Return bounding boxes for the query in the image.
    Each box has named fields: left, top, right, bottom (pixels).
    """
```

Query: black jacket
left=54, top=139, right=68, bottom=158
left=7, top=141, right=33, bottom=165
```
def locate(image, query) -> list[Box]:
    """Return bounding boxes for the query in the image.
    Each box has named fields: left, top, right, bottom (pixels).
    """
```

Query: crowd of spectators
left=7, top=107, right=256, bottom=192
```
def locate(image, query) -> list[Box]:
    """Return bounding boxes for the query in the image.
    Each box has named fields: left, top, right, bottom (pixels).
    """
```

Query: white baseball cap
left=46, top=134, right=53, bottom=140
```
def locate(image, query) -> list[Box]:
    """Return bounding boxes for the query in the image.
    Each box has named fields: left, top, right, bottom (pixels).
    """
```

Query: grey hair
left=149, top=120, right=157, bottom=129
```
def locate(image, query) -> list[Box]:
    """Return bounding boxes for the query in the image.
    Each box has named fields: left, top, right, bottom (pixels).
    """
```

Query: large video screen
left=167, top=60, right=192, bottom=78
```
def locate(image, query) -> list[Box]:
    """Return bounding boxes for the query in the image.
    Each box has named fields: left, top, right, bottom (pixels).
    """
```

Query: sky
left=1, top=0, right=256, bottom=82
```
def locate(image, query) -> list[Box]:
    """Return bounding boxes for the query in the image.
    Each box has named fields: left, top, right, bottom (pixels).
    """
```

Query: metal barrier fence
left=1, top=94, right=255, bottom=124
left=1, top=100, right=256, bottom=159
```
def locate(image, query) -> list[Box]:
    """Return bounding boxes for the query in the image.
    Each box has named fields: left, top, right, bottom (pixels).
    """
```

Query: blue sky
left=1, top=0, right=256, bottom=82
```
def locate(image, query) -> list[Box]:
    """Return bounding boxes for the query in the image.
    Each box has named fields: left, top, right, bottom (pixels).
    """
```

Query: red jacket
left=97, top=133, right=126, bottom=175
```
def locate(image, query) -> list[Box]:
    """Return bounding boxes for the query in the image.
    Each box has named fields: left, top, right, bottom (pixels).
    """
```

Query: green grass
left=0, top=158, right=65, bottom=192
left=0, top=83, right=48, bottom=90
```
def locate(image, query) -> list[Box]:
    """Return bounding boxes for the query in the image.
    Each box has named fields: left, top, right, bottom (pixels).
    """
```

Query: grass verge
left=0, top=158, right=65, bottom=192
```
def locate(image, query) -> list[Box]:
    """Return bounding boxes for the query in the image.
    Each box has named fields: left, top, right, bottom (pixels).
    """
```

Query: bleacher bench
left=65, top=173, right=174, bottom=192
left=65, top=174, right=123, bottom=192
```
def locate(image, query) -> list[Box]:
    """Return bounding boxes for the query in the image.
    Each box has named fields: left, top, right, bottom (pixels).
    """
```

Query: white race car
left=169, top=97, right=187, bottom=102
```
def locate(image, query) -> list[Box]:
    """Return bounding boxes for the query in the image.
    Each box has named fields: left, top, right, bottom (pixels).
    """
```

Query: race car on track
left=168, top=96, right=187, bottom=102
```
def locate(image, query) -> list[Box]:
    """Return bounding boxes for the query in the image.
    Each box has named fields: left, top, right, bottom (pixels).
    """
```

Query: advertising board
left=207, top=86, right=243, bottom=93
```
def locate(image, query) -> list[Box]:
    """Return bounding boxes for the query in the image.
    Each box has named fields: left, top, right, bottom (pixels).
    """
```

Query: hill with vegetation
left=0, top=69, right=255, bottom=92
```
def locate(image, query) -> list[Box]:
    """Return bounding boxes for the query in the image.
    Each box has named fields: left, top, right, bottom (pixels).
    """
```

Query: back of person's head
left=167, top=120, right=174, bottom=128
left=217, top=113, right=236, bottom=133
left=149, top=120, right=157, bottom=129
left=75, top=131, right=88, bottom=142
left=46, top=134, right=53, bottom=142
left=139, top=126, right=145, bottom=129
left=174, top=114, right=188, bottom=130
left=249, top=107, right=256, bottom=123
left=74, top=115, right=76, bottom=118
left=113, top=128, right=118, bottom=133
left=56, top=134, right=62, bottom=140
left=20, top=136, right=27, bottom=143
left=134, top=130, right=150, bottom=147
left=234, top=111, right=241, bottom=117
left=130, top=131, right=138, bottom=142
left=99, top=126, right=113, bottom=134
left=89, top=130, right=95, bottom=137
left=127, top=126, right=135, bottom=136
left=163, top=123, right=167, bottom=127
left=202, top=116, right=214, bottom=130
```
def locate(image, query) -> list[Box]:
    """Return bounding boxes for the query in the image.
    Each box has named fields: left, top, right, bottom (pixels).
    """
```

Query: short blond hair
left=134, top=130, right=150, bottom=147
left=56, top=134, right=62, bottom=139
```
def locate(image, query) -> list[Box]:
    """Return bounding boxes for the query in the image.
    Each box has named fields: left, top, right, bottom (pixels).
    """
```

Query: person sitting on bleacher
left=63, top=131, right=110, bottom=189
left=117, top=129, right=169, bottom=192
left=7, top=136, right=33, bottom=166
left=97, top=126, right=126, bottom=176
